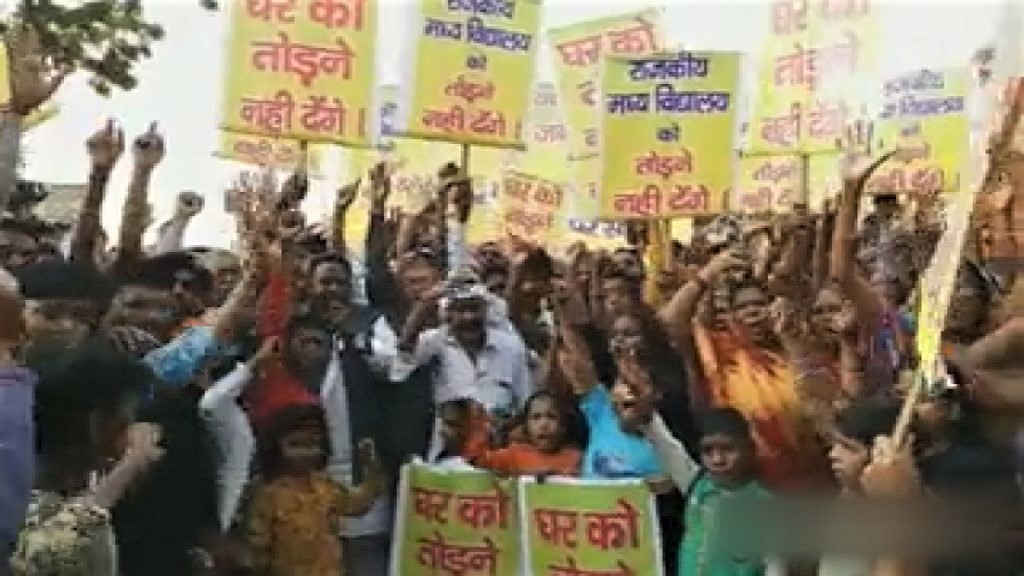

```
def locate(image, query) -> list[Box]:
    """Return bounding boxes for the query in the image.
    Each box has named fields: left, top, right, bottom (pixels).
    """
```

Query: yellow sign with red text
left=747, top=0, right=880, bottom=154
left=600, top=51, right=740, bottom=220
left=548, top=9, right=664, bottom=219
left=395, top=0, right=541, bottom=148
left=221, top=0, right=379, bottom=146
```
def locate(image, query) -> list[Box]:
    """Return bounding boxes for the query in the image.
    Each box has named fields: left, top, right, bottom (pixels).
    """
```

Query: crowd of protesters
left=0, top=20, right=1023, bottom=576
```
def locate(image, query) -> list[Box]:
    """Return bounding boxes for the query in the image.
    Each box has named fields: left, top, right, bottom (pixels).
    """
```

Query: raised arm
left=830, top=123, right=895, bottom=320
left=117, top=123, right=165, bottom=270
left=150, top=191, right=203, bottom=256
left=337, top=440, right=383, bottom=516
left=72, top=121, right=123, bottom=266
left=331, top=178, right=360, bottom=255
left=657, top=250, right=744, bottom=353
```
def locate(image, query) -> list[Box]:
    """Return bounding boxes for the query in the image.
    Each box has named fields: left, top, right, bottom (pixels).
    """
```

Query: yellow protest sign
left=733, top=156, right=802, bottom=213
left=869, top=68, right=970, bottom=196
left=600, top=51, right=740, bottom=220
left=747, top=0, right=880, bottom=154
left=221, top=0, right=378, bottom=146
left=0, top=43, right=10, bottom=110
left=214, top=132, right=324, bottom=177
left=346, top=85, right=511, bottom=244
left=396, top=0, right=541, bottom=148
left=511, top=82, right=570, bottom=182
left=501, top=170, right=564, bottom=243
left=548, top=9, right=663, bottom=218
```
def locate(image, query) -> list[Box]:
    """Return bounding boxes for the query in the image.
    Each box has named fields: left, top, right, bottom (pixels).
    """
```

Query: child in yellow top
left=246, top=403, right=382, bottom=576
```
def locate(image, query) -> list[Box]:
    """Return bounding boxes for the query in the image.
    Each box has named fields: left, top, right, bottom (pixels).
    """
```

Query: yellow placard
left=0, top=43, right=10, bottom=110
left=221, top=0, right=378, bottom=146
left=548, top=9, right=663, bottom=218
left=733, top=155, right=802, bottom=213
left=869, top=68, right=970, bottom=196
left=747, top=0, right=880, bottom=154
left=501, top=170, right=564, bottom=243
left=396, top=0, right=541, bottom=148
left=600, top=51, right=740, bottom=220
left=511, top=82, right=569, bottom=182
left=215, top=132, right=324, bottom=177
left=346, top=85, right=510, bottom=245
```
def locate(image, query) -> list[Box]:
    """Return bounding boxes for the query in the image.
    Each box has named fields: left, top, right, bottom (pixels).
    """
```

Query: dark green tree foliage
left=0, top=0, right=217, bottom=96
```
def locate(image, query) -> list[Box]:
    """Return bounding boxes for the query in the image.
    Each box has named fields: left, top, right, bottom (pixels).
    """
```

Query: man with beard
left=392, top=278, right=533, bottom=457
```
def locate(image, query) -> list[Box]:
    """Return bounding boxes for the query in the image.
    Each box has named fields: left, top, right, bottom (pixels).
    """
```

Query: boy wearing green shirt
left=644, top=407, right=780, bottom=576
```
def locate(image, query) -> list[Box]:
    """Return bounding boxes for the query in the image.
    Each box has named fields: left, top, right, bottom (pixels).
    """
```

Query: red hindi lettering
left=668, top=184, right=710, bottom=212
left=548, top=556, right=638, bottom=576
left=470, top=109, right=507, bottom=137
left=412, top=487, right=453, bottom=524
left=239, top=90, right=295, bottom=134
left=773, top=44, right=817, bottom=89
left=759, top=102, right=802, bottom=147
left=533, top=508, right=580, bottom=548
left=505, top=175, right=533, bottom=201
left=416, top=532, right=499, bottom=576
left=246, top=0, right=296, bottom=23
left=633, top=150, right=693, bottom=180
left=422, top=105, right=467, bottom=133
left=532, top=181, right=563, bottom=207
left=455, top=489, right=510, bottom=530
left=612, top=185, right=661, bottom=217
left=309, top=0, right=365, bottom=30
left=739, top=187, right=773, bottom=211
left=807, top=99, right=847, bottom=140
left=300, top=94, right=347, bottom=135
left=772, top=0, right=808, bottom=35
left=605, top=18, right=657, bottom=55
left=555, top=35, right=601, bottom=67
left=250, top=32, right=355, bottom=87
left=582, top=498, right=640, bottom=550
left=445, top=75, right=496, bottom=104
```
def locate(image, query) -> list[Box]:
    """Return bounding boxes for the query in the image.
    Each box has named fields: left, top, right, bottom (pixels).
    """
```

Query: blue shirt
left=0, top=368, right=36, bottom=565
left=580, top=385, right=663, bottom=479
left=143, top=326, right=234, bottom=391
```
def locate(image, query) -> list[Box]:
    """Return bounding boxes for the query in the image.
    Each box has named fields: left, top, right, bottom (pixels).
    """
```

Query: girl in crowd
left=246, top=403, right=382, bottom=576
left=465, top=390, right=582, bottom=477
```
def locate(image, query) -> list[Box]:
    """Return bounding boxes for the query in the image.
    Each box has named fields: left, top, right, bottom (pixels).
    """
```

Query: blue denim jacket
left=0, top=368, right=36, bottom=565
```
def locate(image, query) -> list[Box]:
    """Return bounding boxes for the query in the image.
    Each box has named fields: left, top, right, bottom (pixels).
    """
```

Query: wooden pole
left=461, top=142, right=471, bottom=175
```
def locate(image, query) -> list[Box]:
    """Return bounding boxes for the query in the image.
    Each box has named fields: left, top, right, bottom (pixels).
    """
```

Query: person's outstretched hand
left=861, top=435, right=919, bottom=498
left=132, top=122, right=165, bottom=171
left=86, top=119, right=125, bottom=173
left=837, top=118, right=896, bottom=188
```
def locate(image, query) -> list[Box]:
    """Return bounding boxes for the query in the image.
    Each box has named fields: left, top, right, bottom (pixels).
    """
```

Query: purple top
left=0, top=367, right=37, bottom=565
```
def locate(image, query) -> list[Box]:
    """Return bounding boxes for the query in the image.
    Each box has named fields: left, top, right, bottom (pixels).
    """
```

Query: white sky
left=21, top=0, right=1006, bottom=247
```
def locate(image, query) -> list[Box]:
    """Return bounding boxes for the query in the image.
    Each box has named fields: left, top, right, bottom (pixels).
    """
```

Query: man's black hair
left=16, top=259, right=114, bottom=305
left=835, top=396, right=901, bottom=447
left=35, top=339, right=153, bottom=460
left=697, top=407, right=754, bottom=444
left=308, top=252, right=352, bottom=278
left=116, top=252, right=213, bottom=293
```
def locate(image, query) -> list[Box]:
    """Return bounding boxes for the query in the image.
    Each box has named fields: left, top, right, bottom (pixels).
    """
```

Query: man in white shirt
left=391, top=280, right=533, bottom=459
